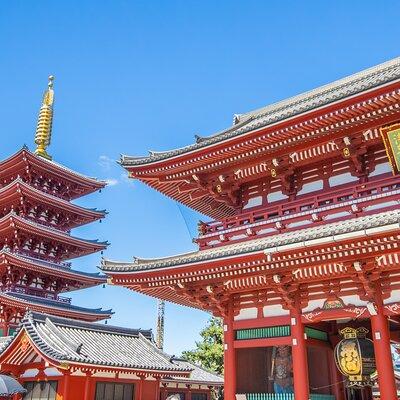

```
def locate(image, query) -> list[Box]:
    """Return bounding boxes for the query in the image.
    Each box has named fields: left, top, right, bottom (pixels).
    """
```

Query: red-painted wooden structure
left=103, top=57, right=400, bottom=400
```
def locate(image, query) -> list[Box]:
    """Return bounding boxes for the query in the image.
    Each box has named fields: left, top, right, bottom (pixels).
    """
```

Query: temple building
left=0, top=76, right=111, bottom=334
left=0, top=312, right=222, bottom=400
left=0, top=77, right=222, bottom=400
left=102, top=57, right=400, bottom=400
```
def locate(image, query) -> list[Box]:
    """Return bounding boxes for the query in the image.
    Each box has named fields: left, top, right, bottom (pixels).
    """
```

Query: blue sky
left=1, top=0, right=399, bottom=355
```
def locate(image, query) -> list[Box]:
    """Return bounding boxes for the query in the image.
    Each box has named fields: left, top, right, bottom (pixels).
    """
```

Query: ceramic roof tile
left=102, top=209, right=400, bottom=272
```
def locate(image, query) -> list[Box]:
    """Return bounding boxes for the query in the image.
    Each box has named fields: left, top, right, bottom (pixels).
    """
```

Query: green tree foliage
left=182, top=317, right=224, bottom=375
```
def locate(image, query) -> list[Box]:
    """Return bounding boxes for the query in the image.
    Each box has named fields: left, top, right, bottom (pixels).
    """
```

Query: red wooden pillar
left=154, top=376, right=161, bottom=400
left=370, top=290, right=397, bottom=400
left=62, top=371, right=70, bottom=400
left=83, top=372, right=92, bottom=400
left=136, top=375, right=145, bottom=400
left=223, top=297, right=236, bottom=400
left=291, top=307, right=309, bottom=400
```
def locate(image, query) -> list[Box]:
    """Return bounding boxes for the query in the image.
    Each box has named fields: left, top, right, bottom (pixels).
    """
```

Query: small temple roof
left=0, top=292, right=112, bottom=319
left=121, top=57, right=400, bottom=166
left=0, top=312, right=191, bottom=374
left=102, top=208, right=400, bottom=273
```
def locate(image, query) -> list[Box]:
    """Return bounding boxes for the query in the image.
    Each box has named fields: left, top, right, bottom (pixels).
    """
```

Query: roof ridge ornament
left=34, top=75, right=55, bottom=160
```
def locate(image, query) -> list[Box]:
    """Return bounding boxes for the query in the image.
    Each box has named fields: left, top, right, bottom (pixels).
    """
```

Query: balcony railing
left=5, top=286, right=72, bottom=304
left=239, top=394, right=335, bottom=400
left=196, top=173, right=400, bottom=249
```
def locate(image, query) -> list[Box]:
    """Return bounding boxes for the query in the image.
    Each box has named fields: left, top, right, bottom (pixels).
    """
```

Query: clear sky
left=1, top=0, right=399, bottom=355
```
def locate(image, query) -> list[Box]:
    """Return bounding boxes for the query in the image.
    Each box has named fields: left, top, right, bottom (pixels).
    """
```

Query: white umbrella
left=0, top=374, right=26, bottom=397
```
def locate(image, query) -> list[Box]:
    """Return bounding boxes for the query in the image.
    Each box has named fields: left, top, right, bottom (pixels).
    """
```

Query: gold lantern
left=334, top=327, right=376, bottom=387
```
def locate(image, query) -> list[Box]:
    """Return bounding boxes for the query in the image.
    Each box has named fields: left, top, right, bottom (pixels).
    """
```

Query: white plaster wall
left=384, top=289, right=400, bottom=305
left=234, top=308, right=258, bottom=321
left=263, top=304, right=289, bottom=317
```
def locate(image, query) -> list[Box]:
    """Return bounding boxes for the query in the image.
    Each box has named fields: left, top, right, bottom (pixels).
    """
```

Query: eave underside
left=104, top=210, right=400, bottom=315
left=127, top=84, right=400, bottom=219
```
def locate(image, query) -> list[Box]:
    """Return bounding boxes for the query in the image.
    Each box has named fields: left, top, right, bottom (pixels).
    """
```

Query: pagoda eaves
left=0, top=178, right=105, bottom=231
left=0, top=148, right=105, bottom=201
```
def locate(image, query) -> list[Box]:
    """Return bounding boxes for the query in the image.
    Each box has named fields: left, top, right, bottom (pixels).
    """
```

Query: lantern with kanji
left=334, top=327, right=376, bottom=387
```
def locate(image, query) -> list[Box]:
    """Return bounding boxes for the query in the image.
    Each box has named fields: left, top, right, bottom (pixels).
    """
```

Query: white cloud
left=105, top=178, right=119, bottom=186
left=121, top=172, right=134, bottom=187
left=98, top=155, right=115, bottom=171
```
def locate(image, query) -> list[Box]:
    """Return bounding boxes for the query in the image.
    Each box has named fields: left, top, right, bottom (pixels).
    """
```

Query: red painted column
left=62, top=371, right=70, bottom=400
left=154, top=376, right=161, bottom=400
left=291, top=307, right=309, bottom=400
left=223, top=297, right=236, bottom=400
left=136, top=375, right=145, bottom=400
left=370, top=290, right=397, bottom=400
left=83, top=372, right=92, bottom=400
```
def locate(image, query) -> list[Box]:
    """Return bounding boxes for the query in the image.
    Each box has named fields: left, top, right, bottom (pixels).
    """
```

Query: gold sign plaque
left=380, top=123, right=400, bottom=174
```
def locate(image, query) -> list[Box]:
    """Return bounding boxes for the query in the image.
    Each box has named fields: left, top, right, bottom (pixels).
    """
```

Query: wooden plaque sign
left=380, top=123, right=400, bottom=174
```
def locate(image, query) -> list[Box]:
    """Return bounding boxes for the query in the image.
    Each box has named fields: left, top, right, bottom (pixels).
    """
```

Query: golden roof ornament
left=34, top=75, right=55, bottom=160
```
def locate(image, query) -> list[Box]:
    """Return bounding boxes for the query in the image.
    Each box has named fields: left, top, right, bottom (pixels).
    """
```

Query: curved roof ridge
left=241, top=56, right=400, bottom=120
left=102, top=250, right=199, bottom=267
left=28, top=311, right=152, bottom=338
left=101, top=208, right=400, bottom=273
left=121, top=56, right=400, bottom=167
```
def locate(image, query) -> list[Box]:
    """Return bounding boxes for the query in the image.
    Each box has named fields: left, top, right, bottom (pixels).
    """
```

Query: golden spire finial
left=34, top=75, right=55, bottom=160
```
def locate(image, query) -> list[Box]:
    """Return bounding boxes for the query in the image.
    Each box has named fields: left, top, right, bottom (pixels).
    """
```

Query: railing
left=197, top=173, right=400, bottom=249
left=4, top=286, right=72, bottom=304
left=241, top=394, right=335, bottom=400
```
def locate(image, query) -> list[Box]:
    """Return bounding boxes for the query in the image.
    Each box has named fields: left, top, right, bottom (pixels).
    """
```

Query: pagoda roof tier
left=0, top=292, right=112, bottom=322
left=0, top=213, right=108, bottom=260
left=0, top=148, right=105, bottom=201
left=0, top=178, right=106, bottom=230
left=0, top=312, right=191, bottom=376
left=120, top=57, right=400, bottom=218
left=102, top=208, right=400, bottom=311
left=0, top=250, right=107, bottom=290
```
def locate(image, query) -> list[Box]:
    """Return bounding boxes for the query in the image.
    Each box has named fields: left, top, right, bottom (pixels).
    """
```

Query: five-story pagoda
left=0, top=76, right=111, bottom=336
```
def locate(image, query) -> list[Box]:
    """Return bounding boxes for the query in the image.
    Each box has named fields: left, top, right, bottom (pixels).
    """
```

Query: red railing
left=196, top=174, right=400, bottom=249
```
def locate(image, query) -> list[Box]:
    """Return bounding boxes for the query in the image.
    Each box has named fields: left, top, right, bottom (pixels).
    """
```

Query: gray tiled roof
left=2, top=292, right=112, bottom=316
left=168, top=358, right=223, bottom=385
left=121, top=57, right=400, bottom=166
left=3, top=312, right=190, bottom=373
left=102, top=209, right=400, bottom=273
